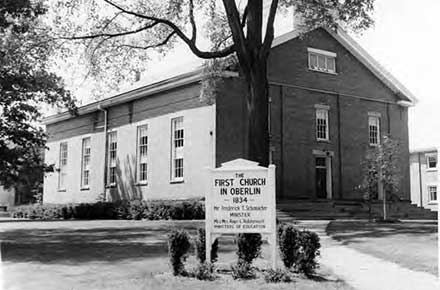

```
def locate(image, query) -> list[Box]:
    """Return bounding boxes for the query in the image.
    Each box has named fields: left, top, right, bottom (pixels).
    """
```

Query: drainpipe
left=97, top=104, right=108, bottom=201
left=417, top=152, right=423, bottom=207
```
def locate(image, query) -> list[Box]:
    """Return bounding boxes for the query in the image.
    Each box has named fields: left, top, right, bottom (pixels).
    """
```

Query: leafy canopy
left=48, top=0, right=375, bottom=99
left=0, top=0, right=75, bottom=188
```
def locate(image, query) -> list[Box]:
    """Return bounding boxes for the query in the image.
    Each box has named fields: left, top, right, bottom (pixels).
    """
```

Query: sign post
left=205, top=159, right=277, bottom=269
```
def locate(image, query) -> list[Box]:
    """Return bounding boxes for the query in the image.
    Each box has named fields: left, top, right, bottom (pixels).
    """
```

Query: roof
left=44, top=26, right=417, bottom=125
left=272, top=26, right=417, bottom=105
left=43, top=67, right=237, bottom=125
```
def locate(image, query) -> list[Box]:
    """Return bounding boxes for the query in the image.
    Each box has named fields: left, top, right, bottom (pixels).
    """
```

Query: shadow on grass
left=326, top=221, right=437, bottom=245
left=0, top=225, right=237, bottom=265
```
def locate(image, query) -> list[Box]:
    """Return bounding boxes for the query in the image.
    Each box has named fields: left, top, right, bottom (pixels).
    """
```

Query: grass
left=0, top=220, right=353, bottom=290
left=326, top=221, right=438, bottom=275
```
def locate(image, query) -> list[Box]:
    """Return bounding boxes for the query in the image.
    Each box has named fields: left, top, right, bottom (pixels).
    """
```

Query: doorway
left=315, top=156, right=332, bottom=199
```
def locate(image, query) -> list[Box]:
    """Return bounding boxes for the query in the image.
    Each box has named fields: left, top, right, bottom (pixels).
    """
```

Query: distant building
left=42, top=27, right=416, bottom=204
left=0, top=185, right=15, bottom=208
left=410, top=148, right=438, bottom=211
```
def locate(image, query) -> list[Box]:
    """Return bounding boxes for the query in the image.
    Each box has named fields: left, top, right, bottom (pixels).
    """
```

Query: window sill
left=427, top=201, right=438, bottom=205
left=426, top=168, right=438, bottom=172
left=308, top=68, right=338, bottom=75
left=369, top=144, right=379, bottom=147
left=136, top=182, right=148, bottom=187
left=317, top=139, right=331, bottom=143
left=170, top=180, right=184, bottom=184
left=58, top=189, right=66, bottom=192
left=105, top=184, right=116, bottom=188
left=80, top=187, right=90, bottom=191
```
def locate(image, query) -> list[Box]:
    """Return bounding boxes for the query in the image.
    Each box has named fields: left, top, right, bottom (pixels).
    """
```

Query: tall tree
left=52, top=0, right=374, bottom=166
left=0, top=0, right=75, bottom=190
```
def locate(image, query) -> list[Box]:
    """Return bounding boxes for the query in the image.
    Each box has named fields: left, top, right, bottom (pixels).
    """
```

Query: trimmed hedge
left=10, top=199, right=205, bottom=221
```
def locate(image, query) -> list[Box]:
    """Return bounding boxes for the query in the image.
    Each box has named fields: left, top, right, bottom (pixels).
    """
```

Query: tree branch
left=63, top=22, right=159, bottom=40
left=189, top=0, right=197, bottom=41
left=261, top=0, right=279, bottom=58
left=222, top=0, right=250, bottom=69
left=116, top=31, right=176, bottom=50
left=241, top=5, right=248, bottom=28
left=103, top=0, right=234, bottom=59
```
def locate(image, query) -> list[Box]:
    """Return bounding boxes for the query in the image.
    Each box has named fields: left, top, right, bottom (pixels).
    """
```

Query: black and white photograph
left=0, top=0, right=439, bottom=289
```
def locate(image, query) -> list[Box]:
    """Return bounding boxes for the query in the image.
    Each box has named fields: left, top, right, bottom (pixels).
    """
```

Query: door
left=315, top=157, right=327, bottom=198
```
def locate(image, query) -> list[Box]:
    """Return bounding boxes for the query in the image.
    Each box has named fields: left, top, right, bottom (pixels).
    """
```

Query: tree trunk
left=244, top=61, right=270, bottom=167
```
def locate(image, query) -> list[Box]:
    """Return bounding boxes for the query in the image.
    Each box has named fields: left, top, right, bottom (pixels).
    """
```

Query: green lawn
left=326, top=221, right=438, bottom=275
left=0, top=220, right=353, bottom=290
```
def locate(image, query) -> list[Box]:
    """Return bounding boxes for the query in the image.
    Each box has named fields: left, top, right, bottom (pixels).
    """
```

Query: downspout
left=417, top=152, right=423, bottom=207
left=97, top=104, right=108, bottom=201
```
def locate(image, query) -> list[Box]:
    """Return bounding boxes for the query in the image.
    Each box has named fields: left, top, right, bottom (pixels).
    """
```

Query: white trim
left=307, top=47, right=337, bottom=57
left=272, top=26, right=417, bottom=105
left=312, top=149, right=335, bottom=157
left=314, top=154, right=333, bottom=199
left=314, top=104, right=330, bottom=110
left=368, top=111, right=382, bottom=117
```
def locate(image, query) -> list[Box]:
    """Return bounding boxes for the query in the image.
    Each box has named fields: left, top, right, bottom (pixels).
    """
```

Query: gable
left=269, top=27, right=415, bottom=105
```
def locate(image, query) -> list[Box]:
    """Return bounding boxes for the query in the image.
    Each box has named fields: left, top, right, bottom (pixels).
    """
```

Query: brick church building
left=42, top=26, right=416, bottom=204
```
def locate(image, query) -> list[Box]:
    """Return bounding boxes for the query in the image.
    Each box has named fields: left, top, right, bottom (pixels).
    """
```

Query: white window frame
left=368, top=113, right=381, bottom=146
left=427, top=185, right=437, bottom=202
left=107, top=131, right=117, bottom=186
left=81, top=137, right=91, bottom=189
left=308, top=47, right=337, bottom=74
left=315, top=105, right=329, bottom=142
left=136, top=125, right=148, bottom=184
left=58, top=142, right=68, bottom=191
left=426, top=153, right=437, bottom=171
left=171, top=116, right=184, bottom=182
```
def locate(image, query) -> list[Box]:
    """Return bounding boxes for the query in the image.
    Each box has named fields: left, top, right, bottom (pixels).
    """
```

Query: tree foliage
left=49, top=0, right=375, bottom=165
left=0, top=0, right=75, bottom=190
left=358, top=135, right=402, bottom=217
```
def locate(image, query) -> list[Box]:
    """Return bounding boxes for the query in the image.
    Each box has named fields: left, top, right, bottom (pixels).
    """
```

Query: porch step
left=277, top=200, right=437, bottom=220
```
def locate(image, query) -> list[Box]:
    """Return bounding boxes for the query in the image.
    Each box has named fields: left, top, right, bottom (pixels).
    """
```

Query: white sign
left=205, top=159, right=277, bottom=268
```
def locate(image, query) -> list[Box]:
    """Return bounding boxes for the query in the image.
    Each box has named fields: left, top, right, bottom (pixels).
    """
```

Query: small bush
left=195, top=228, right=218, bottom=263
left=193, top=262, right=216, bottom=281
left=128, top=199, right=148, bottom=220
left=168, top=230, right=191, bottom=276
left=277, top=224, right=321, bottom=276
left=231, top=260, right=256, bottom=280
left=264, top=269, right=293, bottom=283
left=236, top=233, right=262, bottom=264
left=297, top=230, right=320, bottom=276
left=278, top=224, right=300, bottom=269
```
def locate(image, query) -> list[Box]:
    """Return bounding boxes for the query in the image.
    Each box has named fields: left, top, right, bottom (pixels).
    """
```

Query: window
left=308, top=48, right=336, bottom=74
left=315, top=106, right=329, bottom=141
left=81, top=137, right=91, bottom=188
left=428, top=185, right=437, bottom=202
left=137, top=125, right=148, bottom=183
left=58, top=142, right=68, bottom=190
left=107, top=131, right=117, bottom=185
left=171, top=117, right=184, bottom=181
left=426, top=153, right=437, bottom=170
left=368, top=115, right=380, bottom=146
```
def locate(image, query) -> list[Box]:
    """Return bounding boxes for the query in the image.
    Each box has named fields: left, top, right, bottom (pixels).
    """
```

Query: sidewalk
left=295, top=220, right=439, bottom=290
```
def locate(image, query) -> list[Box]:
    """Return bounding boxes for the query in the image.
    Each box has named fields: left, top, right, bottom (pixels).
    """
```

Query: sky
left=58, top=0, right=440, bottom=151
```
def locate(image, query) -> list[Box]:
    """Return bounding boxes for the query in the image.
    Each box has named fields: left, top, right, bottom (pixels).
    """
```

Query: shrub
left=277, top=224, right=321, bottom=276
left=236, top=233, right=262, bottom=264
left=10, top=199, right=204, bottom=221
left=297, top=230, right=320, bottom=276
left=128, top=199, right=148, bottom=220
left=231, top=260, right=256, bottom=280
left=193, top=262, right=216, bottom=281
left=264, top=269, right=293, bottom=283
left=195, top=228, right=218, bottom=263
left=168, top=230, right=191, bottom=276
left=278, top=224, right=300, bottom=269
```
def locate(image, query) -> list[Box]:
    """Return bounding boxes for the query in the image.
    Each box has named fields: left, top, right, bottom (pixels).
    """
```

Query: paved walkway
left=294, top=220, right=439, bottom=290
